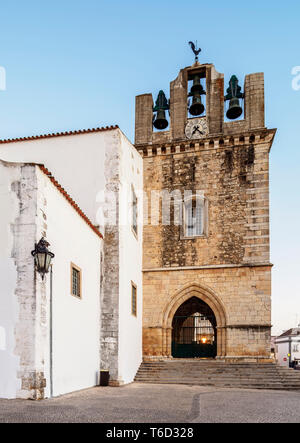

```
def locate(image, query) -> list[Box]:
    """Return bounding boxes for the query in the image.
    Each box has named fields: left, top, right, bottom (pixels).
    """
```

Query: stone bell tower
left=135, top=47, right=276, bottom=363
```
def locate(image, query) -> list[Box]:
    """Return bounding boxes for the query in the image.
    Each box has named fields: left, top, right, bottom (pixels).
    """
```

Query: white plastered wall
left=0, top=159, right=102, bottom=399
left=36, top=168, right=102, bottom=397
left=292, top=339, right=300, bottom=361
left=0, top=129, right=144, bottom=387
left=276, top=340, right=289, bottom=367
left=118, top=133, right=143, bottom=384
left=276, top=337, right=300, bottom=368
left=0, top=130, right=120, bottom=225
left=0, top=162, right=43, bottom=400
left=0, top=162, right=22, bottom=398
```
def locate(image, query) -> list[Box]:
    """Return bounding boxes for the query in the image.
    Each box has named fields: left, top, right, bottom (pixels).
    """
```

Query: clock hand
left=192, top=126, right=204, bottom=135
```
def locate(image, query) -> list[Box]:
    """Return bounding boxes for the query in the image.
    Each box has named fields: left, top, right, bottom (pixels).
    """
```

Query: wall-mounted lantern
left=31, top=238, right=55, bottom=280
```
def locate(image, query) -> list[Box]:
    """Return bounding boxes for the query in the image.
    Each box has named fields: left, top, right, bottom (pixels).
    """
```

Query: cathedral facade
left=135, top=61, right=276, bottom=362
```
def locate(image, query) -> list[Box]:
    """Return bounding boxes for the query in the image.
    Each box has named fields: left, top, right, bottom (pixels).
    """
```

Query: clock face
left=185, top=118, right=208, bottom=140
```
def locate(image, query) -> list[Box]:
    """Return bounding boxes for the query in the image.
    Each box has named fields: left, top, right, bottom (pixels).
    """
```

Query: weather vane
left=189, top=41, right=201, bottom=63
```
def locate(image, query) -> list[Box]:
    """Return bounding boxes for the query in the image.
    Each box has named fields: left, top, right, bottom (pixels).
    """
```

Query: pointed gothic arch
left=161, top=283, right=227, bottom=358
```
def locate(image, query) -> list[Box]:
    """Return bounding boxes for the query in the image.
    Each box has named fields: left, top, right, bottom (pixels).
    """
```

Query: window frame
left=131, top=281, right=137, bottom=317
left=132, top=185, right=138, bottom=239
left=70, top=262, right=82, bottom=299
left=181, top=195, right=208, bottom=239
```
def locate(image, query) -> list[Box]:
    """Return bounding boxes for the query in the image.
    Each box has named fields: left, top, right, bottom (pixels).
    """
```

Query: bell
left=225, top=75, right=244, bottom=120
left=226, top=97, right=243, bottom=120
left=153, top=90, right=169, bottom=131
left=153, top=109, right=168, bottom=130
left=188, top=75, right=206, bottom=116
left=190, top=75, right=203, bottom=94
left=189, top=94, right=205, bottom=116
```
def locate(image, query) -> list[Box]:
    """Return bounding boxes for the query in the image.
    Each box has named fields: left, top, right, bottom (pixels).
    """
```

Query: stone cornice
left=143, top=263, right=273, bottom=272
left=135, top=128, right=277, bottom=158
left=221, top=324, right=272, bottom=329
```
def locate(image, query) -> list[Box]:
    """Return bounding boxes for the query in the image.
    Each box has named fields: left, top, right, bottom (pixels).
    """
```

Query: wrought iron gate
left=172, top=314, right=217, bottom=358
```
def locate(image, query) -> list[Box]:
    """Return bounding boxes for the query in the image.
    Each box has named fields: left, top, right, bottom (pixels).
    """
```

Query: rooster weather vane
left=189, top=41, right=201, bottom=63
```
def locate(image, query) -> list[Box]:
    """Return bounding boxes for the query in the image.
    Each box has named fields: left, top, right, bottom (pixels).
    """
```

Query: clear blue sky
left=0, top=0, right=299, bottom=334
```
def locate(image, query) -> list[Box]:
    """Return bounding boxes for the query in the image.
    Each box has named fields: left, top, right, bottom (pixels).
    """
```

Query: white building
left=275, top=328, right=300, bottom=368
left=0, top=126, right=143, bottom=399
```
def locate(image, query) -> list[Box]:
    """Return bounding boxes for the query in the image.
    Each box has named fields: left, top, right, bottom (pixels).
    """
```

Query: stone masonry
left=100, top=133, right=121, bottom=384
left=12, top=164, right=47, bottom=399
left=135, top=62, right=276, bottom=361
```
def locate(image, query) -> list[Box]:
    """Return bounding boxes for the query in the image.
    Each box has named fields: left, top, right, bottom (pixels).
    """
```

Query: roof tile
left=0, top=125, right=119, bottom=144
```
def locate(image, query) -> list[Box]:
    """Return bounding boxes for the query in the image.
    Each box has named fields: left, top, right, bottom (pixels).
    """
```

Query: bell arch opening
left=172, top=297, right=217, bottom=359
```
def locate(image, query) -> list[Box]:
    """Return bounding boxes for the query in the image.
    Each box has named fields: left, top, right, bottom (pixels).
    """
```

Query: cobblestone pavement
left=0, top=383, right=300, bottom=423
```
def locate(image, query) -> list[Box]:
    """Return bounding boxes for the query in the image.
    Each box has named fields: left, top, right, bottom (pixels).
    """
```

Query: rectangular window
left=185, top=198, right=205, bottom=237
left=71, top=263, right=82, bottom=299
left=293, top=344, right=299, bottom=352
left=132, top=187, right=138, bottom=236
left=131, top=282, right=137, bottom=316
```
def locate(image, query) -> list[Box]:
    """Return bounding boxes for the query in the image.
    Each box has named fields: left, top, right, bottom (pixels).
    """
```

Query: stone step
left=136, top=376, right=299, bottom=380
left=136, top=375, right=298, bottom=380
left=135, top=381, right=300, bottom=391
left=141, top=362, right=275, bottom=366
left=143, top=358, right=276, bottom=368
left=135, top=376, right=300, bottom=384
left=135, top=374, right=300, bottom=381
left=135, top=377, right=291, bottom=384
left=139, top=367, right=300, bottom=372
left=139, top=369, right=282, bottom=377
left=134, top=361, right=300, bottom=391
left=143, top=363, right=276, bottom=372
left=139, top=369, right=293, bottom=375
left=137, top=368, right=281, bottom=372
left=135, top=382, right=299, bottom=389
left=140, top=363, right=278, bottom=367
left=141, top=365, right=278, bottom=370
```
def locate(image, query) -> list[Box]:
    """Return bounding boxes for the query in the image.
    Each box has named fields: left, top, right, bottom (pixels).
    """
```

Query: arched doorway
left=172, top=297, right=217, bottom=358
left=161, top=283, right=227, bottom=358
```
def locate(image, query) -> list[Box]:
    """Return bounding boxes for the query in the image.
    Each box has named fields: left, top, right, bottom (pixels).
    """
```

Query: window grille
left=131, top=283, right=137, bottom=316
left=185, top=198, right=204, bottom=237
left=71, top=264, right=81, bottom=298
left=132, top=188, right=138, bottom=235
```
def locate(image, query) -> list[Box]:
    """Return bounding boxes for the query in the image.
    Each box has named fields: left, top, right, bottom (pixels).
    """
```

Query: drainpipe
left=50, top=265, right=53, bottom=397
left=289, top=338, right=292, bottom=368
